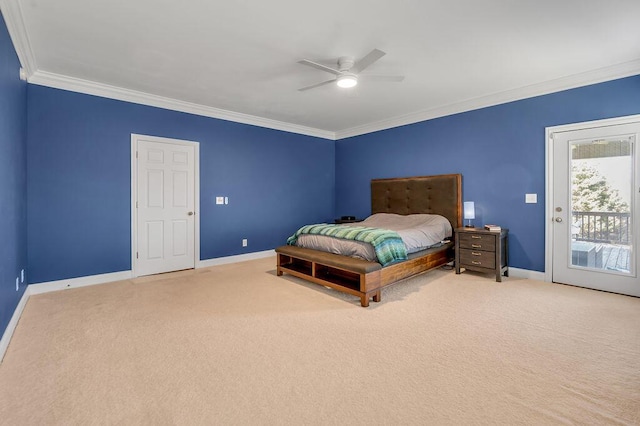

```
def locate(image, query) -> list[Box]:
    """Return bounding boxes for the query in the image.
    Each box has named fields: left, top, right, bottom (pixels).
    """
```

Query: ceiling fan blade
left=352, top=49, right=386, bottom=74
left=297, top=59, right=340, bottom=76
left=298, top=79, right=335, bottom=91
left=359, top=75, right=405, bottom=82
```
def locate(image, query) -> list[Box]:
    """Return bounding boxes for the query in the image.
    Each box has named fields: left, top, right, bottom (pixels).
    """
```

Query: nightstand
left=455, top=228, right=509, bottom=282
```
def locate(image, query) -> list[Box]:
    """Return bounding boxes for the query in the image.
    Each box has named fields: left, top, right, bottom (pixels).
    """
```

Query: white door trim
left=131, top=134, right=200, bottom=277
left=545, top=113, right=640, bottom=282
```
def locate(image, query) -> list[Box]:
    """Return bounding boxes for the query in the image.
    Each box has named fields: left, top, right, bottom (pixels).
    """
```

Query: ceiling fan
left=297, top=49, right=404, bottom=92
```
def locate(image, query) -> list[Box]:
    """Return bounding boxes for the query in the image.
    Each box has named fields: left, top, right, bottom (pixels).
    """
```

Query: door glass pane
left=570, top=136, right=634, bottom=275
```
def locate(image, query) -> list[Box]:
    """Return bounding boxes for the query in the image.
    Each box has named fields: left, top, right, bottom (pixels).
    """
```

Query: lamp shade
left=463, top=201, right=475, bottom=220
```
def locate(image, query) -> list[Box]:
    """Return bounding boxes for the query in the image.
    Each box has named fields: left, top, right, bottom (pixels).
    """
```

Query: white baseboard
left=2, top=270, right=132, bottom=363
left=28, top=270, right=133, bottom=295
left=28, top=251, right=278, bottom=294
left=196, top=252, right=546, bottom=280
left=509, top=267, right=546, bottom=281
left=1, top=257, right=541, bottom=363
left=0, top=287, right=31, bottom=364
left=197, top=249, right=275, bottom=268
left=1, top=251, right=276, bottom=362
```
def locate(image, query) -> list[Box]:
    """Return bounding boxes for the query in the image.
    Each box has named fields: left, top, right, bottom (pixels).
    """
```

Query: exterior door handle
left=188, top=211, right=194, bottom=216
left=555, top=217, right=562, bottom=222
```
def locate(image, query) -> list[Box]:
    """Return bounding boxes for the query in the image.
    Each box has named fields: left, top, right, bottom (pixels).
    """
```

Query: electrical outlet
left=216, top=196, right=224, bottom=205
left=16, top=277, right=19, bottom=291
left=242, top=239, right=248, bottom=247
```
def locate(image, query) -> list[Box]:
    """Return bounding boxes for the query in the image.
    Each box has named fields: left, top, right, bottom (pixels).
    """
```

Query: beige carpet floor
left=1, top=257, right=639, bottom=425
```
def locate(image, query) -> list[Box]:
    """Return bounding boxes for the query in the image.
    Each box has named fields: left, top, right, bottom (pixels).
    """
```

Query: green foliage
left=571, top=163, right=630, bottom=243
left=571, top=163, right=628, bottom=213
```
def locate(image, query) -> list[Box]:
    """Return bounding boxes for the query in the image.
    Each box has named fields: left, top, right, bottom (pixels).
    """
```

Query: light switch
left=525, top=193, right=537, bottom=204
left=224, top=197, right=229, bottom=205
left=216, top=196, right=224, bottom=205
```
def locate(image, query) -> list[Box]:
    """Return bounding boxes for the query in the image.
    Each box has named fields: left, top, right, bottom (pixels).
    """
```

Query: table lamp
left=464, top=201, right=475, bottom=228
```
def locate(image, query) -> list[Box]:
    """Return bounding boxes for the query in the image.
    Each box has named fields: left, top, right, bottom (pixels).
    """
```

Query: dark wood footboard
left=275, top=243, right=453, bottom=307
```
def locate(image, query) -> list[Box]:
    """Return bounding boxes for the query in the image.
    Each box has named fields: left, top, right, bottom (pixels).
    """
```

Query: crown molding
left=8, top=3, right=639, bottom=145
left=27, top=70, right=336, bottom=140
left=335, top=59, right=640, bottom=140
left=0, top=0, right=37, bottom=77
left=21, top=59, right=640, bottom=142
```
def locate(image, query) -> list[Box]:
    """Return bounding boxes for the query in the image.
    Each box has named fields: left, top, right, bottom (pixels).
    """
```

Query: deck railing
left=572, top=211, right=631, bottom=245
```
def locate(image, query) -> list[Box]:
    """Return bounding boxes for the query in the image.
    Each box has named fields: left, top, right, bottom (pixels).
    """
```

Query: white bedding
left=295, top=213, right=452, bottom=262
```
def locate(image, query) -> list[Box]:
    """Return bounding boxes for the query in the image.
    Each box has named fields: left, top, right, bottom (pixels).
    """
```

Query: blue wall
left=0, top=15, right=27, bottom=338
left=10, top=17, right=640, bottom=292
left=27, top=86, right=334, bottom=283
left=24, top=75, right=640, bottom=283
left=336, top=75, right=640, bottom=272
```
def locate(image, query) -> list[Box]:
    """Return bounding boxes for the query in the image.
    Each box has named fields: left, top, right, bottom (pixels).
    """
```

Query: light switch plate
left=525, top=193, right=537, bottom=203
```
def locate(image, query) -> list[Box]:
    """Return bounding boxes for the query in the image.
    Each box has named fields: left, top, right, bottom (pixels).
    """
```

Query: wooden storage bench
left=275, top=243, right=453, bottom=307
left=276, top=245, right=383, bottom=307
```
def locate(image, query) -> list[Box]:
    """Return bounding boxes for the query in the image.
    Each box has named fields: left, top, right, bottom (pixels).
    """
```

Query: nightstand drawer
left=459, top=249, right=496, bottom=269
left=458, top=233, right=496, bottom=251
left=455, top=227, right=508, bottom=282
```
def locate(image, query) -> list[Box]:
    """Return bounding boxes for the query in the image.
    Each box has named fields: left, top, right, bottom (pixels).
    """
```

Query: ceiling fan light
left=337, top=74, right=358, bottom=88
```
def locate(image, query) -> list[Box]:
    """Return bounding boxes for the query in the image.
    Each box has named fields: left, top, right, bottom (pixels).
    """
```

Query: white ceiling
left=4, top=0, right=640, bottom=139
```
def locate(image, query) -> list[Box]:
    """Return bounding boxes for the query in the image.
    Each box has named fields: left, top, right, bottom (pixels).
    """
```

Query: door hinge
left=136, top=201, right=138, bottom=208
left=136, top=151, right=138, bottom=158
left=136, top=252, right=139, bottom=259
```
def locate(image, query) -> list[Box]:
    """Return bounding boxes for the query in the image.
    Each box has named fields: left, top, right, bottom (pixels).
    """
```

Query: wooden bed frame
left=276, top=174, right=462, bottom=306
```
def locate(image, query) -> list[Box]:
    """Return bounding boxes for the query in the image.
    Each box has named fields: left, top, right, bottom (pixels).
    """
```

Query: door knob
left=188, top=211, right=194, bottom=216
left=555, top=217, right=562, bottom=222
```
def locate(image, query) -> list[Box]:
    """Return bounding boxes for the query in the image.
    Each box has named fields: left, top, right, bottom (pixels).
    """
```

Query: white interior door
left=133, top=135, right=197, bottom=277
left=551, top=122, right=639, bottom=296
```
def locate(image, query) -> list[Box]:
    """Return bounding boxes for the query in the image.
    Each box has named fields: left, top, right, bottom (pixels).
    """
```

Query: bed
left=275, top=174, right=462, bottom=306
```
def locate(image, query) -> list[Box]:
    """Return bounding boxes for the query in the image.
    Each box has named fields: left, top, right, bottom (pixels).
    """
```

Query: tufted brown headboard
left=371, top=174, right=462, bottom=230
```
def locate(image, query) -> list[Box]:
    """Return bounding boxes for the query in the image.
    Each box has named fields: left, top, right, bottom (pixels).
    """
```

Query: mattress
left=295, top=213, right=452, bottom=262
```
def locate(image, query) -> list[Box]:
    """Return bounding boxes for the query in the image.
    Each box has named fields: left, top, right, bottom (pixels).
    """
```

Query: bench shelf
left=276, top=243, right=453, bottom=307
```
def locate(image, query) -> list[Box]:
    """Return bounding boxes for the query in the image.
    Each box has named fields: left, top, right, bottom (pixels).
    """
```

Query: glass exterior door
left=552, top=123, right=639, bottom=296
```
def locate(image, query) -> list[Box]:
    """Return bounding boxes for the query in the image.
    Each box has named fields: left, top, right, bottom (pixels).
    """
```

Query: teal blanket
left=287, top=224, right=407, bottom=267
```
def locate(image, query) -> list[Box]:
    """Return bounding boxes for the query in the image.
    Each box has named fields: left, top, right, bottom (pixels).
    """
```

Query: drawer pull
left=471, top=244, right=482, bottom=248
left=471, top=235, right=482, bottom=239
left=471, top=261, right=482, bottom=265
left=471, top=252, right=482, bottom=256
